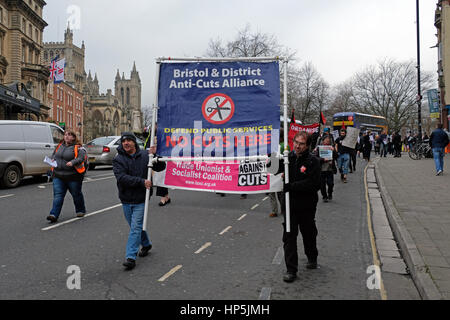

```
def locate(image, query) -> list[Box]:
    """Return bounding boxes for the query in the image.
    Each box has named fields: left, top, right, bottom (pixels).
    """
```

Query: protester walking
left=46, top=130, right=87, bottom=223
left=113, top=132, right=166, bottom=270
left=335, top=129, right=352, bottom=183
left=379, top=130, right=388, bottom=157
left=392, top=131, right=402, bottom=158
left=362, top=131, right=372, bottom=162
left=314, top=136, right=337, bottom=202
left=430, top=123, right=450, bottom=176
left=281, top=132, right=321, bottom=283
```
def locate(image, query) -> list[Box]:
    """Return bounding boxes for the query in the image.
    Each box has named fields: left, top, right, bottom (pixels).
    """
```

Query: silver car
left=83, top=136, right=145, bottom=170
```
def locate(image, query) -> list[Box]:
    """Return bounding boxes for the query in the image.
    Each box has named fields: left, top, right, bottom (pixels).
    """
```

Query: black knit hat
left=121, top=132, right=137, bottom=143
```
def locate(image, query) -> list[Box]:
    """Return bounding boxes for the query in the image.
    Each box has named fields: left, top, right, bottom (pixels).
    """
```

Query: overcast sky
left=43, top=0, right=438, bottom=108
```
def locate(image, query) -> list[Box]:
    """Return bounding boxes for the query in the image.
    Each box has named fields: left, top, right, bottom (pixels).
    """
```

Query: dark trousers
left=156, top=186, right=168, bottom=197
left=283, top=208, right=318, bottom=274
left=320, top=171, right=334, bottom=199
left=350, top=150, right=357, bottom=170
left=277, top=191, right=286, bottom=215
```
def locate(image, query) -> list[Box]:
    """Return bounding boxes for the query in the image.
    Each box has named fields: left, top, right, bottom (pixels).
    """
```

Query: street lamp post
left=416, top=0, right=423, bottom=141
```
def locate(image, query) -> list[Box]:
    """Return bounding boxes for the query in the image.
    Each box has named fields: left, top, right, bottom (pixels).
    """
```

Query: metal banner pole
left=143, top=59, right=161, bottom=232
left=283, top=59, right=291, bottom=233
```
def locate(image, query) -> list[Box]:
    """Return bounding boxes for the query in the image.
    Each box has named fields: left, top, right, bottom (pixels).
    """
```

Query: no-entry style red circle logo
left=202, top=93, right=235, bottom=125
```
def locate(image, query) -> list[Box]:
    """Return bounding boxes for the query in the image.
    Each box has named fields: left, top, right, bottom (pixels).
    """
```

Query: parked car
left=0, top=120, right=64, bottom=188
left=83, top=136, right=145, bottom=170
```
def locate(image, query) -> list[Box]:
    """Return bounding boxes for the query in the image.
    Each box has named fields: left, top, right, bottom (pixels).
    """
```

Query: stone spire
left=115, top=69, right=121, bottom=81
left=130, top=61, right=140, bottom=81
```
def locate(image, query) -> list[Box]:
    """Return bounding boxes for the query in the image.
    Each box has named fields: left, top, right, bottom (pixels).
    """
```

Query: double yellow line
left=364, top=162, right=387, bottom=300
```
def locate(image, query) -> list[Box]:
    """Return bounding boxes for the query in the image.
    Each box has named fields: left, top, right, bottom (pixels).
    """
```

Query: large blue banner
left=157, top=61, right=280, bottom=157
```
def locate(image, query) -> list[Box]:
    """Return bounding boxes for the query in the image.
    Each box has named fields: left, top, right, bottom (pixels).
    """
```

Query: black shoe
left=328, top=194, right=333, bottom=201
left=46, top=215, right=57, bottom=223
left=283, top=272, right=297, bottom=283
left=122, top=258, right=136, bottom=270
left=138, top=245, right=152, bottom=257
left=306, top=259, right=318, bottom=269
left=323, top=197, right=328, bottom=203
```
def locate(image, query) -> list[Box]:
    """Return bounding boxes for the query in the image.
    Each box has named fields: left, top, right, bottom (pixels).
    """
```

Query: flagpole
left=283, top=58, right=291, bottom=233
left=143, top=59, right=161, bottom=233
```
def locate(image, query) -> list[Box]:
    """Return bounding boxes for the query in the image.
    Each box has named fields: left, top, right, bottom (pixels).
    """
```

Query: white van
left=0, top=121, right=64, bottom=188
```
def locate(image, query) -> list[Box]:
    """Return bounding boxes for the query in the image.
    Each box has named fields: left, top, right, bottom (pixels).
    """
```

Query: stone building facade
left=82, top=63, right=143, bottom=142
left=43, top=25, right=86, bottom=93
left=435, top=0, right=450, bottom=130
left=43, top=27, right=143, bottom=142
left=0, top=0, right=49, bottom=121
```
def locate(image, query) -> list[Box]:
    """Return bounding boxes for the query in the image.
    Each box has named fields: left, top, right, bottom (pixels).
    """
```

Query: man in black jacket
left=282, top=131, right=321, bottom=283
left=430, top=123, right=450, bottom=175
left=113, top=132, right=166, bottom=270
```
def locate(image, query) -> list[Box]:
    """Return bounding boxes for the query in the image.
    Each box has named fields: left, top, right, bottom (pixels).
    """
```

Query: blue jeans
left=122, top=203, right=151, bottom=260
left=50, top=177, right=86, bottom=218
left=338, top=153, right=350, bottom=175
left=432, top=148, right=445, bottom=173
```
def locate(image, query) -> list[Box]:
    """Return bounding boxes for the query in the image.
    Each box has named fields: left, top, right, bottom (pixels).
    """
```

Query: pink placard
left=164, top=161, right=270, bottom=192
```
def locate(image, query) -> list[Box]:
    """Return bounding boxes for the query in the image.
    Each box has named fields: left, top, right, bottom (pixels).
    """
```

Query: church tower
left=115, top=62, right=142, bottom=133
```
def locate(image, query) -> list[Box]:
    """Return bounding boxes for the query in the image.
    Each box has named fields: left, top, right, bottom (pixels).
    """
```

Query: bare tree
left=328, top=81, right=355, bottom=114
left=288, top=62, right=330, bottom=124
left=350, top=59, right=434, bottom=131
left=142, top=106, right=153, bottom=128
left=206, top=24, right=295, bottom=59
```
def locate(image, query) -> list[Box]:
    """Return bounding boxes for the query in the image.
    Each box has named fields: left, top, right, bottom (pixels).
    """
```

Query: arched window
left=121, top=88, right=124, bottom=105
left=126, top=88, right=130, bottom=105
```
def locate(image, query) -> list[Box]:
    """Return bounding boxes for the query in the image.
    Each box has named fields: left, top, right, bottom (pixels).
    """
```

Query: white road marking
left=38, top=186, right=46, bottom=189
left=251, top=204, right=259, bottom=210
left=194, top=242, right=212, bottom=254
left=262, top=197, right=268, bottom=201
left=237, top=214, right=247, bottom=221
left=158, top=265, right=182, bottom=282
left=258, top=287, right=272, bottom=300
left=41, top=203, right=122, bottom=231
left=272, top=247, right=284, bottom=265
left=219, top=226, right=232, bottom=235
left=84, top=176, right=114, bottom=183
left=0, top=194, right=14, bottom=199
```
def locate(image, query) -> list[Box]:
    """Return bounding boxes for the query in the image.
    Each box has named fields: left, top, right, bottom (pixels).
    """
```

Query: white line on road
left=262, top=196, right=268, bottom=201
left=251, top=204, right=259, bottom=210
left=194, top=242, right=212, bottom=254
left=238, top=214, right=247, bottom=221
left=272, top=247, right=284, bottom=265
left=158, top=265, right=182, bottom=282
left=41, top=203, right=122, bottom=231
left=84, top=176, right=115, bottom=183
left=0, top=194, right=14, bottom=199
left=219, top=226, right=232, bottom=235
left=258, top=287, right=272, bottom=300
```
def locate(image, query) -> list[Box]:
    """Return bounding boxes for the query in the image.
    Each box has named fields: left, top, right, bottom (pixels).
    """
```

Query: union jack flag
left=49, top=56, right=65, bottom=83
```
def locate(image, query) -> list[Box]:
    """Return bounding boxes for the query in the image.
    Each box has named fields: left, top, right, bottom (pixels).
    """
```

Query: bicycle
left=408, top=140, right=432, bottom=160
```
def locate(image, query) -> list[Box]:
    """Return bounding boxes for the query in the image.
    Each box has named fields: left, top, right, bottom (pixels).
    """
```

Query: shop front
left=0, top=82, right=41, bottom=120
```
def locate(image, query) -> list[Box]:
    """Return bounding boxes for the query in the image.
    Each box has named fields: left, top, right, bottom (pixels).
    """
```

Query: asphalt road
left=0, top=162, right=418, bottom=300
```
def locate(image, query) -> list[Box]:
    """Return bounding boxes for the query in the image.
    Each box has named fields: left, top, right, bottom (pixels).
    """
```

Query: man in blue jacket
left=113, top=132, right=166, bottom=270
left=430, top=123, right=450, bottom=176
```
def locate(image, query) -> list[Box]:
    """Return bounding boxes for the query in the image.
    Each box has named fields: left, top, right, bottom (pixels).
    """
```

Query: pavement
left=374, top=152, right=450, bottom=300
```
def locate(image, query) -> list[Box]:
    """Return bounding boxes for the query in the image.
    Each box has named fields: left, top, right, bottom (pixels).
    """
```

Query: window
left=23, top=125, right=51, bottom=143
left=22, top=45, right=26, bottom=62
left=22, top=18, right=26, bottom=33
left=126, top=88, right=130, bottom=105
left=51, top=125, right=64, bottom=144
left=0, top=7, right=3, bottom=24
